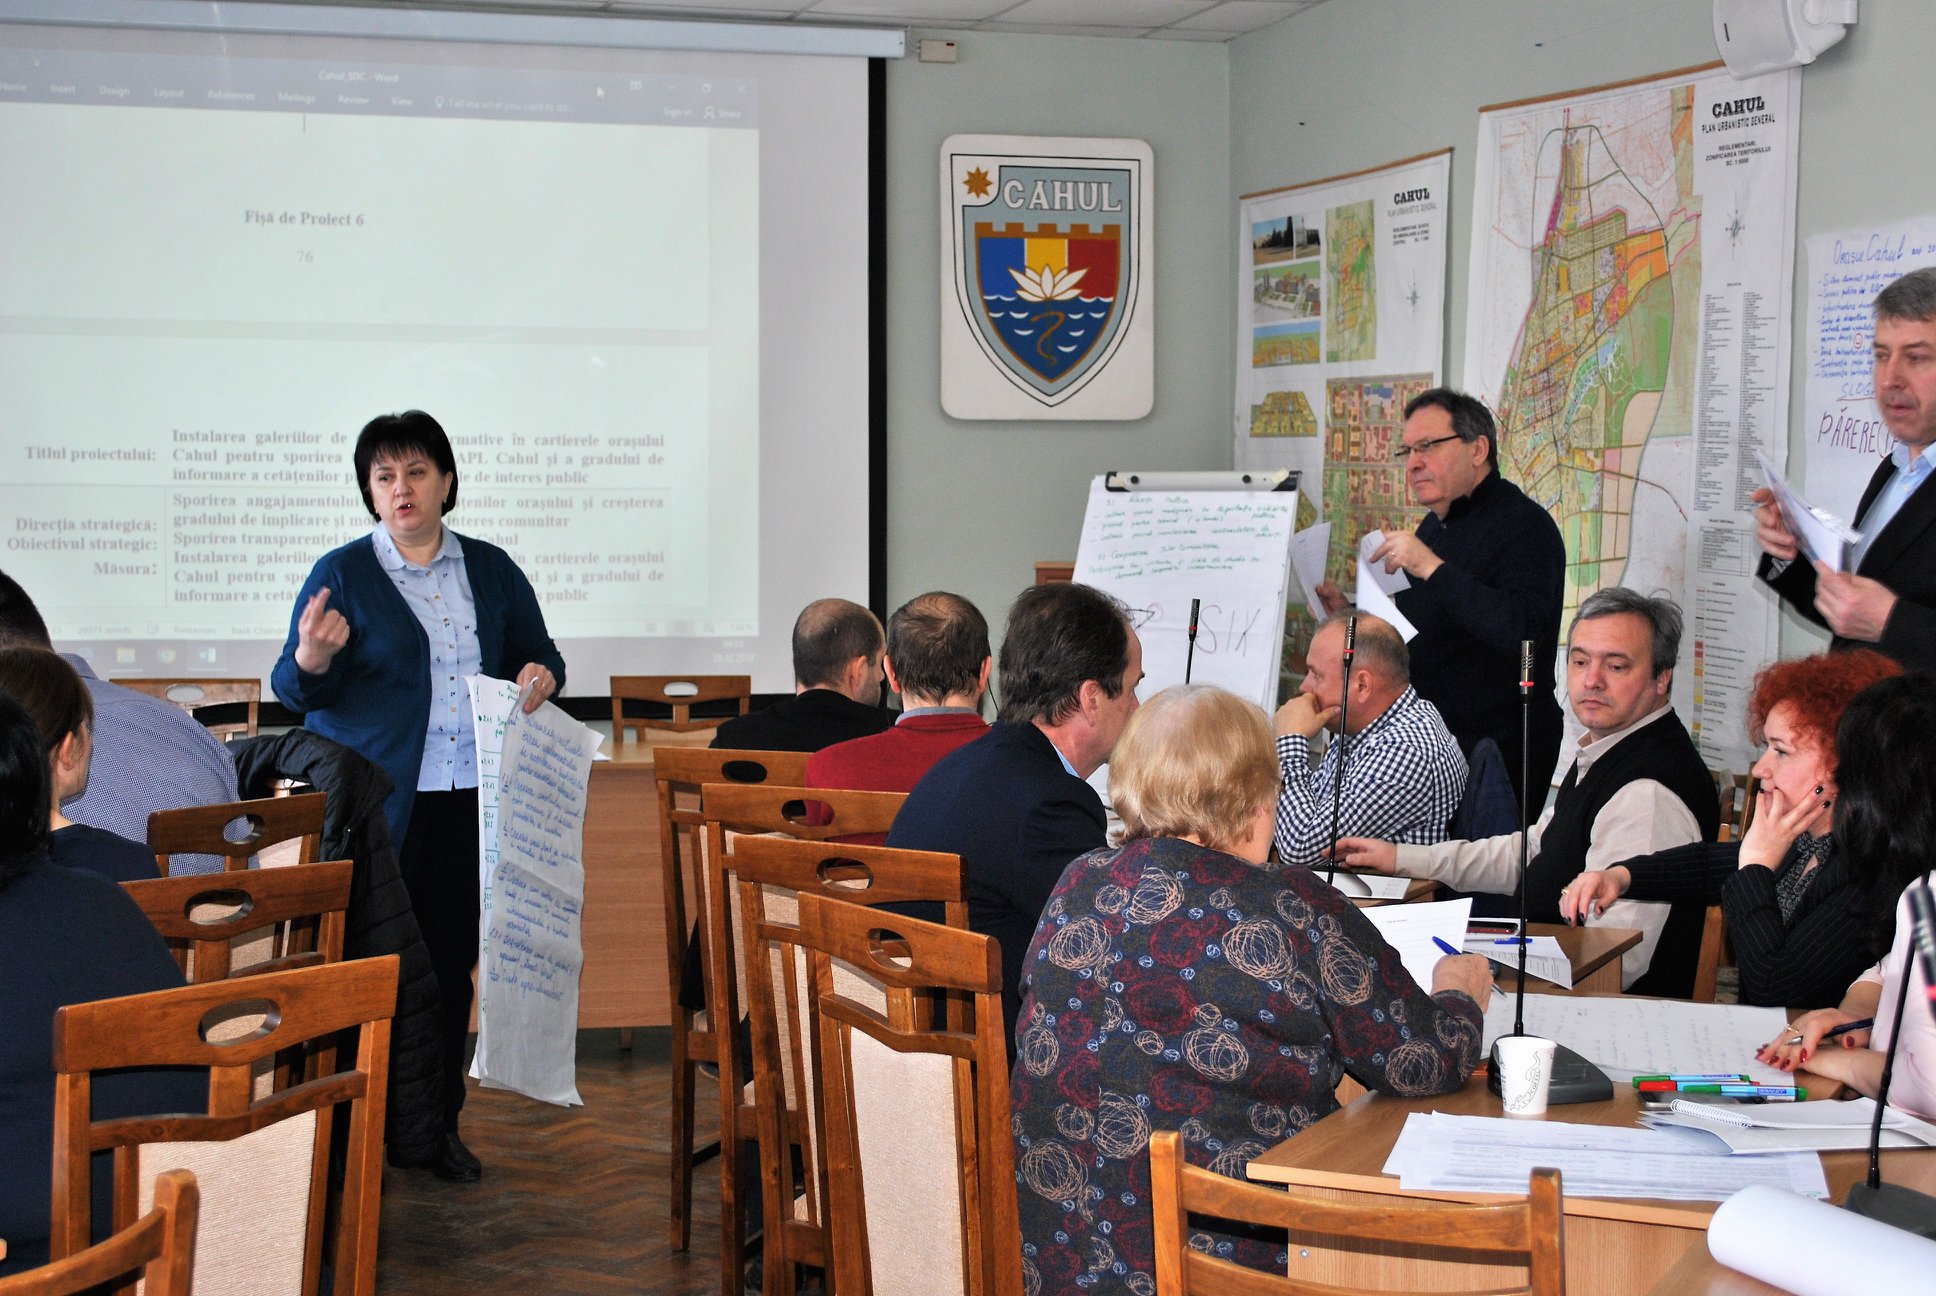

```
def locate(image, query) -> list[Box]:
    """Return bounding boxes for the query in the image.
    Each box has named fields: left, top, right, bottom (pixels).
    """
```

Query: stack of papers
left=1755, top=449, right=1862, bottom=572
left=1315, top=871, right=1414, bottom=901
left=1641, top=1098, right=1936, bottom=1156
left=1464, top=931, right=1572, bottom=989
left=1353, top=530, right=1419, bottom=640
left=1383, top=1111, right=1829, bottom=1201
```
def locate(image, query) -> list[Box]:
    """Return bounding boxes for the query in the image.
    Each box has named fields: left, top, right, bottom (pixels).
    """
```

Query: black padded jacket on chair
left=231, top=729, right=446, bottom=1164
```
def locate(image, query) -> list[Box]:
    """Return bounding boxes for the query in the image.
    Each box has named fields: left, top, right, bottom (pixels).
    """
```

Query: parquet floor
left=377, top=1029, right=732, bottom=1295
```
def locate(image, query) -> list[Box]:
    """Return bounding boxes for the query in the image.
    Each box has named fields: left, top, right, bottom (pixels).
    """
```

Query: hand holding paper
left=1353, top=531, right=1419, bottom=641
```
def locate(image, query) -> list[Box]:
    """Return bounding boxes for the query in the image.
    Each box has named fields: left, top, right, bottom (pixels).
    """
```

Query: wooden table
left=1247, top=1076, right=1936, bottom=1296
left=1501, top=923, right=1641, bottom=996
left=573, top=732, right=711, bottom=1030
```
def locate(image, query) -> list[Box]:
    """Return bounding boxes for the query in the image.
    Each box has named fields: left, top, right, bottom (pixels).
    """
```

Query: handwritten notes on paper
left=1481, top=995, right=1790, bottom=1086
left=1803, top=216, right=1936, bottom=520
left=1073, top=477, right=1300, bottom=709
left=466, top=675, right=602, bottom=1107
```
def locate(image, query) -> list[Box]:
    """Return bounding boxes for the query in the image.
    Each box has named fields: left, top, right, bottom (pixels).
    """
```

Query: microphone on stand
left=1184, top=598, right=1201, bottom=683
left=1322, top=616, right=1357, bottom=891
left=1488, top=638, right=1611, bottom=1105
left=1846, top=874, right=1936, bottom=1237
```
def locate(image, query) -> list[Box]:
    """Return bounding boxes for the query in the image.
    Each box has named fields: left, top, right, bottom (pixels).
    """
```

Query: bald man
left=711, top=597, right=891, bottom=752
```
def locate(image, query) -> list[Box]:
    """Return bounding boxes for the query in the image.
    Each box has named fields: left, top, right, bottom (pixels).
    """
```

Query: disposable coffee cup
left=1494, top=1035, right=1557, bottom=1117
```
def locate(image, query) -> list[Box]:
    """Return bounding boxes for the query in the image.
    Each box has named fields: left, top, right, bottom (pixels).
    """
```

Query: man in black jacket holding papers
left=1756, top=267, right=1936, bottom=673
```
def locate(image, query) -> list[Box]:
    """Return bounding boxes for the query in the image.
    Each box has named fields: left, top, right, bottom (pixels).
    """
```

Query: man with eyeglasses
left=1318, top=387, right=1565, bottom=811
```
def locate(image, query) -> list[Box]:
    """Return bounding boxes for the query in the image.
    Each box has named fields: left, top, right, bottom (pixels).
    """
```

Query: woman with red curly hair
left=1561, top=650, right=1903, bottom=1006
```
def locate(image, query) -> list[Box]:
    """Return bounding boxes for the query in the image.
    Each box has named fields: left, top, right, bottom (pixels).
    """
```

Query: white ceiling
left=307, top=0, right=1329, bottom=43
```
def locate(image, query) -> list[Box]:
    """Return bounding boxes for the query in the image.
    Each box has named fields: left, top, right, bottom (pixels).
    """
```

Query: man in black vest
left=1332, top=588, right=1720, bottom=997
left=1754, top=267, right=1936, bottom=673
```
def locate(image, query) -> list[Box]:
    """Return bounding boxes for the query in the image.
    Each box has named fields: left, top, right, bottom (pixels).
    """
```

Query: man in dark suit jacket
left=1757, top=267, right=1936, bottom=673
left=711, top=597, right=891, bottom=752
left=886, top=582, right=1143, bottom=1050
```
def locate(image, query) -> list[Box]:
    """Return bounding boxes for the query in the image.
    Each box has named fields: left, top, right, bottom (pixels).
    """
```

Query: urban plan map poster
left=1236, top=150, right=1449, bottom=679
left=1465, top=63, right=1797, bottom=771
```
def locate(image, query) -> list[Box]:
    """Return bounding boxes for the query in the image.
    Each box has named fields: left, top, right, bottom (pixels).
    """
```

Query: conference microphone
left=1184, top=597, right=1201, bottom=683
left=1322, top=616, right=1358, bottom=891
left=1488, top=638, right=1611, bottom=1105
left=1910, top=878, right=1936, bottom=1020
left=1845, top=874, right=1936, bottom=1237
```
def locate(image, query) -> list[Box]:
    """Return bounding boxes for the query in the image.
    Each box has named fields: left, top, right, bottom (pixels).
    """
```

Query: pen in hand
left=1434, top=935, right=1506, bottom=1000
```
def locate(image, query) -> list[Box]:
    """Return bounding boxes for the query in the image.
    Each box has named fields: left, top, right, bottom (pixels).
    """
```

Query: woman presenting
left=272, top=409, right=564, bottom=1182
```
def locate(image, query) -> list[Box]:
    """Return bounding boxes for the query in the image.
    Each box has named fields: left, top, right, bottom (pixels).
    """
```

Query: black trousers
left=398, top=787, right=480, bottom=1133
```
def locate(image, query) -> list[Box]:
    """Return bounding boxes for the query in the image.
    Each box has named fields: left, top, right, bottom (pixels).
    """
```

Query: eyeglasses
left=1392, top=433, right=1464, bottom=461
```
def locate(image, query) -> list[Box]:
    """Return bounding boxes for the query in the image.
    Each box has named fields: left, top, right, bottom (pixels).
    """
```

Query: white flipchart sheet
left=1072, top=477, right=1300, bottom=710
left=1709, top=1185, right=1936, bottom=1294
left=466, top=675, right=602, bottom=1106
left=1481, top=995, right=1790, bottom=1085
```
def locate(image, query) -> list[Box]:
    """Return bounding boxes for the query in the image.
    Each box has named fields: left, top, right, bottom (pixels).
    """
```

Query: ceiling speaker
left=1714, top=0, right=1857, bottom=78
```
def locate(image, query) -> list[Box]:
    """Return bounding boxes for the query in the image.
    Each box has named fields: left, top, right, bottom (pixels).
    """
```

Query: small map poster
left=1465, top=63, right=1798, bottom=770
left=1235, top=150, right=1449, bottom=677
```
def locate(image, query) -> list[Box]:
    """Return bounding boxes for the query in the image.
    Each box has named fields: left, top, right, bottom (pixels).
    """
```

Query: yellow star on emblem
left=962, top=167, right=993, bottom=198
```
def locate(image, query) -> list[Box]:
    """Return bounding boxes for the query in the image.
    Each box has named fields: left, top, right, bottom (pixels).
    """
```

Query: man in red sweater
left=806, top=590, right=991, bottom=843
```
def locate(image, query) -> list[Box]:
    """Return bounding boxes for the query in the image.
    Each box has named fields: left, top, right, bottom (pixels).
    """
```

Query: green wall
left=882, top=32, right=1231, bottom=637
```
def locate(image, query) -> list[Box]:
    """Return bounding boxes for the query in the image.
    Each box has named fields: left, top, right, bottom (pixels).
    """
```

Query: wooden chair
left=1148, top=1132, right=1565, bottom=1295
left=1712, top=770, right=1759, bottom=843
left=111, top=678, right=260, bottom=740
left=1690, top=904, right=1728, bottom=1004
left=0, top=1170, right=198, bottom=1296
left=121, top=859, right=353, bottom=983
left=50, top=956, right=399, bottom=1296
left=698, top=783, right=907, bottom=1294
left=793, top=890, right=1019, bottom=1296
left=732, top=836, right=967, bottom=1296
left=611, top=675, right=752, bottom=740
left=651, top=745, right=811, bottom=1254
left=147, top=793, right=325, bottom=876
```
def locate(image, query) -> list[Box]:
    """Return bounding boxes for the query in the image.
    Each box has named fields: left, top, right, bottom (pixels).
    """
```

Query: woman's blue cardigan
left=271, top=531, right=566, bottom=844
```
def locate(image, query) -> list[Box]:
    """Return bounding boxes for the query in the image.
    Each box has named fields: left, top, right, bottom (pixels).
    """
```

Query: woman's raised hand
left=293, top=588, right=351, bottom=674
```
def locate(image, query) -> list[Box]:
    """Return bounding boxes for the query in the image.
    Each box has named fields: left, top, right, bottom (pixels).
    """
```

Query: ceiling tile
left=974, top=21, right=1155, bottom=35
left=992, top=0, right=1214, bottom=27
left=808, top=0, right=1016, bottom=19
left=1172, top=0, right=1307, bottom=32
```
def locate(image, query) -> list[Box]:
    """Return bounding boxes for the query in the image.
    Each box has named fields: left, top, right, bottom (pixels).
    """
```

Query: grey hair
left=1569, top=587, right=1681, bottom=677
left=1875, top=267, right=1936, bottom=324
left=1316, top=609, right=1409, bottom=684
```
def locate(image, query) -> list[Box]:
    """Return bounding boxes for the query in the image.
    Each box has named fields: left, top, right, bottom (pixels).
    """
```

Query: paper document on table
left=1355, top=546, right=1417, bottom=643
left=1383, top=1112, right=1829, bottom=1201
left=1361, top=897, right=1471, bottom=992
left=1464, top=933, right=1571, bottom=989
left=1288, top=523, right=1331, bottom=617
left=1640, top=1098, right=1936, bottom=1155
left=1756, top=449, right=1860, bottom=572
left=1480, top=996, right=1789, bottom=1085
left=1317, top=871, right=1413, bottom=901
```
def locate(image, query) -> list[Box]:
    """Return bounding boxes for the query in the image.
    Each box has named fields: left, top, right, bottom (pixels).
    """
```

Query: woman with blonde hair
left=1010, top=684, right=1489, bottom=1295
left=0, top=646, right=156, bottom=882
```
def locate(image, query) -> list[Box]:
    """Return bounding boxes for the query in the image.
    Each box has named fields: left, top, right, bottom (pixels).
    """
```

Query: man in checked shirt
left=1271, top=611, right=1466, bottom=870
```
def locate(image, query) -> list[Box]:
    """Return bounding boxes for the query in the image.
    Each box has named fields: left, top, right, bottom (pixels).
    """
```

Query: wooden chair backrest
left=50, top=956, right=399, bottom=1296
left=696, top=783, right=910, bottom=1196
left=1148, top=1132, right=1565, bottom=1296
left=120, top=858, right=353, bottom=983
left=611, top=674, right=752, bottom=739
left=0, top=1169, right=199, bottom=1296
left=1691, top=903, right=1728, bottom=1004
left=731, top=838, right=969, bottom=1268
left=1712, top=770, right=1759, bottom=843
left=650, top=747, right=812, bottom=1029
left=112, top=678, right=261, bottom=740
left=795, top=891, right=1020, bottom=1296
left=148, top=793, right=326, bottom=876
